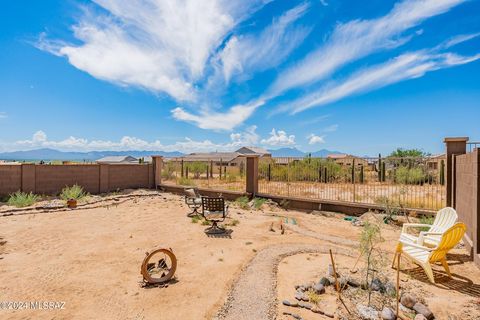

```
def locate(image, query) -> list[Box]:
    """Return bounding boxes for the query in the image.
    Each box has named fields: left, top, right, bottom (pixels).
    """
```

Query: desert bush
left=177, top=177, right=195, bottom=186
left=359, top=222, right=385, bottom=306
left=191, top=216, right=201, bottom=224
left=7, top=191, right=40, bottom=207
left=395, top=166, right=426, bottom=184
left=185, top=162, right=208, bottom=178
left=252, top=197, right=266, bottom=209
left=306, top=288, right=322, bottom=306
left=235, top=196, right=250, bottom=209
left=161, top=162, right=176, bottom=180
left=60, top=184, right=87, bottom=201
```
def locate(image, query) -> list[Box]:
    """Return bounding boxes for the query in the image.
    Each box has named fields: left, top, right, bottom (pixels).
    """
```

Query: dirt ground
left=0, top=190, right=479, bottom=319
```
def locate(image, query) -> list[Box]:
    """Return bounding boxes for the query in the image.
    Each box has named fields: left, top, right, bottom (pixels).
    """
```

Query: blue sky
left=0, top=0, right=479, bottom=155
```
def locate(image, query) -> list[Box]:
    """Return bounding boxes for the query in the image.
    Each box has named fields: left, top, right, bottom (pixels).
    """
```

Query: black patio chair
left=201, top=196, right=229, bottom=234
left=184, top=188, right=202, bottom=217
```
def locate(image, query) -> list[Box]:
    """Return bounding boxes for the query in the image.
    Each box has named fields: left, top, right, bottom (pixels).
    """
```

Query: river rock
left=371, top=278, right=384, bottom=292
left=384, top=282, right=396, bottom=296
left=414, top=315, right=428, bottom=320
left=357, top=304, right=378, bottom=320
left=401, top=293, right=417, bottom=309
left=319, top=277, right=331, bottom=286
left=413, top=303, right=433, bottom=320
left=381, top=307, right=396, bottom=320
left=313, top=283, right=325, bottom=294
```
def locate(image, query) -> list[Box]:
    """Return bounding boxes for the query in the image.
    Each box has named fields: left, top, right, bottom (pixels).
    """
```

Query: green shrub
left=60, top=184, right=87, bottom=201
left=7, top=191, right=40, bottom=207
left=236, top=196, right=250, bottom=209
left=395, top=166, right=426, bottom=184
left=191, top=216, right=201, bottom=224
left=177, top=177, right=195, bottom=186
left=253, top=197, right=266, bottom=209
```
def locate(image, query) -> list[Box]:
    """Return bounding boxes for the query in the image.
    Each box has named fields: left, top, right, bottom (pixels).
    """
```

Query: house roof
left=236, top=146, right=271, bottom=156
left=182, top=152, right=242, bottom=162
left=327, top=153, right=350, bottom=159
left=96, top=155, right=138, bottom=163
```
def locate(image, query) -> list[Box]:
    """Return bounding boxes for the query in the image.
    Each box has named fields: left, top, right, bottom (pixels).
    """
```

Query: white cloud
left=219, top=3, right=310, bottom=82
left=37, top=0, right=270, bottom=102
left=0, top=112, right=7, bottom=119
left=307, top=134, right=325, bottom=145
left=261, top=129, right=295, bottom=146
left=323, top=124, right=338, bottom=132
left=5, top=128, right=262, bottom=154
left=319, top=0, right=328, bottom=6
left=268, top=0, right=466, bottom=96
left=171, top=99, right=265, bottom=131
left=285, top=51, right=480, bottom=114
left=440, top=32, right=480, bottom=49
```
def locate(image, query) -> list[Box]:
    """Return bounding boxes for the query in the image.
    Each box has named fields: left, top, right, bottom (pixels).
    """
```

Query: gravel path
left=214, top=243, right=356, bottom=320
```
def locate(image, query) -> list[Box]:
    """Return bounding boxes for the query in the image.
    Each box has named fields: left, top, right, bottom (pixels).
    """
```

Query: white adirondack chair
left=393, top=223, right=466, bottom=283
left=400, top=207, right=458, bottom=247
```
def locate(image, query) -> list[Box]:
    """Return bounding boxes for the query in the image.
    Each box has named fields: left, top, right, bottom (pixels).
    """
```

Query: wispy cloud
left=261, top=128, right=296, bottom=146
left=171, top=99, right=265, bottom=130
left=323, top=124, right=338, bottom=132
left=218, top=3, right=310, bottom=83
left=5, top=128, right=261, bottom=153
left=37, top=0, right=270, bottom=102
left=268, top=0, right=466, bottom=97
left=439, top=32, right=480, bottom=49
left=0, top=112, right=7, bottom=119
left=284, top=50, right=480, bottom=114
left=307, top=134, right=325, bottom=144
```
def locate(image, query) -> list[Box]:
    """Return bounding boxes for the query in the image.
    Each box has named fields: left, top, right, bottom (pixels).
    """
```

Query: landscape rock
left=370, top=278, right=384, bottom=292
left=283, top=300, right=293, bottom=306
left=283, top=312, right=303, bottom=320
left=381, top=307, right=396, bottom=320
left=294, top=291, right=305, bottom=301
left=313, top=283, right=325, bottom=294
left=412, top=303, right=433, bottom=320
left=400, top=293, right=417, bottom=309
left=357, top=304, right=379, bottom=320
left=298, top=301, right=313, bottom=310
left=319, top=277, right=331, bottom=286
left=311, top=307, right=324, bottom=314
left=414, top=315, right=428, bottom=320
left=384, top=282, right=396, bottom=296
left=327, top=264, right=337, bottom=277
left=346, top=278, right=361, bottom=287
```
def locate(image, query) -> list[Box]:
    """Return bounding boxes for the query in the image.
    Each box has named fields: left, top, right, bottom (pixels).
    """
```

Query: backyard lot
left=0, top=191, right=478, bottom=319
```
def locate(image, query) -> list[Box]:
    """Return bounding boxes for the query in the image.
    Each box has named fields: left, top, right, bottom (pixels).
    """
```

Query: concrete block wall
left=455, top=149, right=480, bottom=266
left=0, top=163, right=154, bottom=196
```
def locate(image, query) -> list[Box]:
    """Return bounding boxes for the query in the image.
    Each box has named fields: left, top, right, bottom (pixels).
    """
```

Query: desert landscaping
left=1, top=189, right=479, bottom=320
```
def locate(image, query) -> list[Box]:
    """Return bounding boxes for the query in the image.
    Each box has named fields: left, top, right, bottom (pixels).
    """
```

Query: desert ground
left=0, top=190, right=478, bottom=320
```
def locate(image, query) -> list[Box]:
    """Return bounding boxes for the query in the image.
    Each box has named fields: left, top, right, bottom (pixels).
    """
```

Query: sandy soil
left=0, top=190, right=479, bottom=320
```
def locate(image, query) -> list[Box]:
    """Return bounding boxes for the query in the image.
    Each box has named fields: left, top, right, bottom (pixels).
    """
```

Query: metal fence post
left=246, top=155, right=259, bottom=196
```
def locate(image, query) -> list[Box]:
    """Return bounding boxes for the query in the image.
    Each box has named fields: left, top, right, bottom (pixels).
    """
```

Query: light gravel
left=214, top=243, right=356, bottom=320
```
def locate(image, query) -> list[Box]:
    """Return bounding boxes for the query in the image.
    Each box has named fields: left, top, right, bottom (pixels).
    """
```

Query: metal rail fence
left=258, top=156, right=446, bottom=210
left=161, top=158, right=246, bottom=192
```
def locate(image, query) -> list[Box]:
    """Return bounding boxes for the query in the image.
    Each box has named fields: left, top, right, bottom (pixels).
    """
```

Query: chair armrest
left=399, top=239, right=434, bottom=251
left=421, top=231, right=443, bottom=236
left=402, top=223, right=431, bottom=233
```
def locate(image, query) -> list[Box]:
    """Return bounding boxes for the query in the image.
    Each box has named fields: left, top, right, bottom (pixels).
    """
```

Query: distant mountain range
left=0, top=148, right=184, bottom=161
left=0, top=147, right=343, bottom=161
left=267, top=147, right=342, bottom=157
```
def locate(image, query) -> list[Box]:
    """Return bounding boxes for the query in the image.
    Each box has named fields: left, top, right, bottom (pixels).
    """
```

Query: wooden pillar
left=444, top=137, right=468, bottom=207
left=152, top=156, right=163, bottom=188
left=246, top=155, right=259, bottom=196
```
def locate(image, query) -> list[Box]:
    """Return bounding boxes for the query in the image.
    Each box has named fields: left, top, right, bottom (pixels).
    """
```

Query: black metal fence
left=161, top=158, right=246, bottom=192
left=258, top=156, right=446, bottom=210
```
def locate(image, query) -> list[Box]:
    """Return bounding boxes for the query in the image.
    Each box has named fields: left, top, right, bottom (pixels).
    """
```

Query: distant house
left=426, top=154, right=446, bottom=170
left=96, top=156, right=138, bottom=164
left=327, top=154, right=368, bottom=167
left=235, top=146, right=271, bottom=157
left=273, top=157, right=304, bottom=165
left=181, top=152, right=244, bottom=166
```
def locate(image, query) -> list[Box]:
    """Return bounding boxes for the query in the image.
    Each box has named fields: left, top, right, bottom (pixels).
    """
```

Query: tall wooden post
left=152, top=156, right=163, bottom=188
left=444, top=137, right=468, bottom=207
left=246, top=155, right=259, bottom=196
